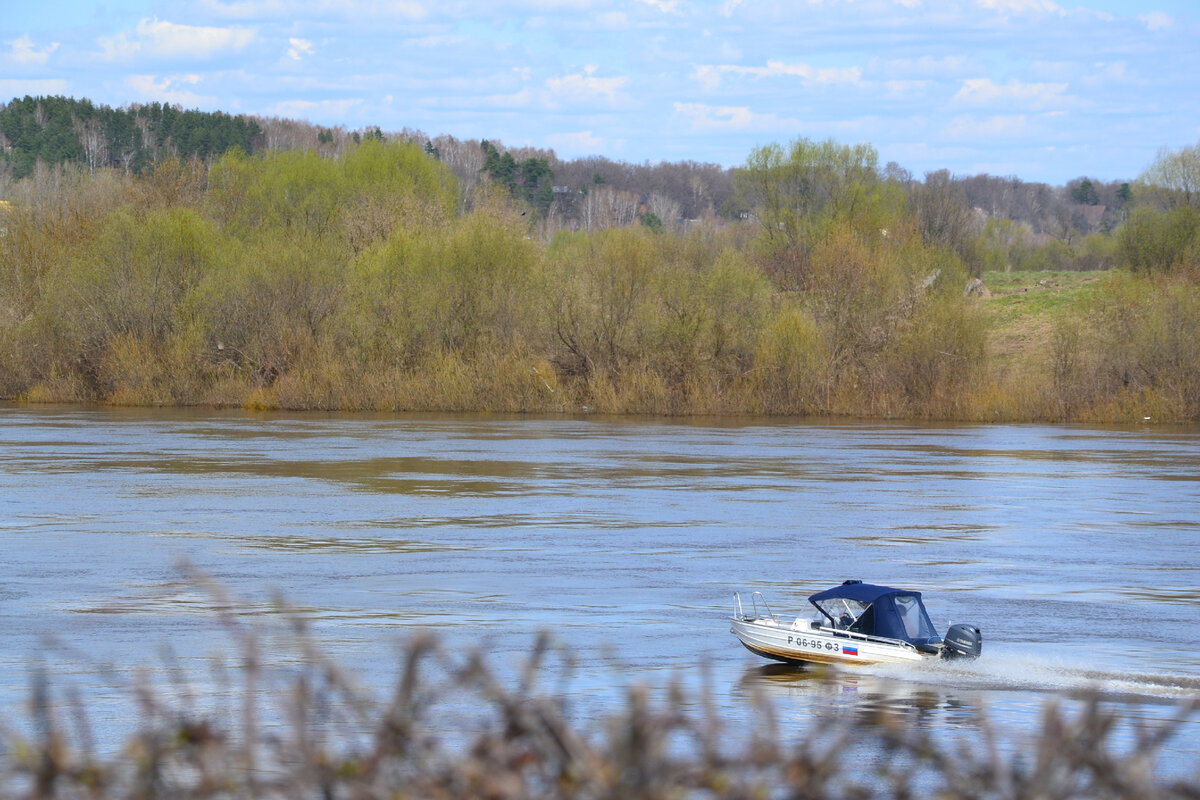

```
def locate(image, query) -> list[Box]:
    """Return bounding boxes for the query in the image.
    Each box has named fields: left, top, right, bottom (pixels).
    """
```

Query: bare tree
left=647, top=192, right=681, bottom=229
left=1139, top=140, right=1200, bottom=209
left=75, top=117, right=108, bottom=170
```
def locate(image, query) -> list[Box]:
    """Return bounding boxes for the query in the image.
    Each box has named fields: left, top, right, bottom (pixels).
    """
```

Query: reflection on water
left=1, top=406, right=1199, bottom=770
left=235, top=534, right=469, bottom=553
left=739, top=655, right=1200, bottom=707
left=737, top=663, right=985, bottom=723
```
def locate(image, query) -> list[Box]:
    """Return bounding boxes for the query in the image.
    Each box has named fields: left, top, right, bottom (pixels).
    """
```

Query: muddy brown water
left=2, top=406, right=1199, bottom=772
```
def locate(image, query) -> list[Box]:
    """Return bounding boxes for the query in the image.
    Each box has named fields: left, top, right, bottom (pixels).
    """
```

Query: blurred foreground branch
left=2, top=591, right=1198, bottom=800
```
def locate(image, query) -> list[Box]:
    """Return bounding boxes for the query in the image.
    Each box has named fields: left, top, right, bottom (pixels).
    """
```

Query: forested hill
left=0, top=94, right=1140, bottom=257
left=0, top=95, right=262, bottom=178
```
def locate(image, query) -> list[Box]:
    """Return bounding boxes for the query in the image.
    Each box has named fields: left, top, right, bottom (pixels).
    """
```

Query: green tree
left=519, top=156, right=554, bottom=216
left=478, top=142, right=556, bottom=217
left=638, top=211, right=663, bottom=232
left=734, top=137, right=902, bottom=288
left=1070, top=178, right=1100, bottom=206
left=480, top=140, right=518, bottom=196
left=736, top=138, right=899, bottom=246
left=1116, top=206, right=1200, bottom=272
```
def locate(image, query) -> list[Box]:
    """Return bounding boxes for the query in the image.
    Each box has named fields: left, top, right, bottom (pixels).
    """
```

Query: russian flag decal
left=844, top=646, right=858, bottom=656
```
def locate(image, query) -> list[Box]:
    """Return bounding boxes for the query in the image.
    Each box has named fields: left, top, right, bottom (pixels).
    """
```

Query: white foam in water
left=860, top=646, right=1200, bottom=703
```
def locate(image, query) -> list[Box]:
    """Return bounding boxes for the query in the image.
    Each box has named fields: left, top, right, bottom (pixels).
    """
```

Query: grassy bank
left=1, top=142, right=1198, bottom=422
left=973, top=269, right=1199, bottom=422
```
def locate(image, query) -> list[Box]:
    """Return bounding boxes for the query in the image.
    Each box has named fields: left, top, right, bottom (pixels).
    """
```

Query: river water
left=2, top=406, right=1199, bottom=776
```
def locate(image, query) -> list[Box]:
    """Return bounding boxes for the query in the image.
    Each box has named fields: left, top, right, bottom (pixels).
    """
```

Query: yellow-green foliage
left=1, top=137, right=1198, bottom=420
left=736, top=137, right=906, bottom=289
left=885, top=293, right=987, bottom=413
left=977, top=219, right=1122, bottom=274
left=547, top=227, right=659, bottom=378
left=1090, top=274, right=1200, bottom=417
left=753, top=306, right=827, bottom=414
left=1117, top=206, right=1200, bottom=273
left=207, top=139, right=458, bottom=244
left=339, top=203, right=539, bottom=371
left=180, top=229, right=342, bottom=388
left=544, top=226, right=774, bottom=412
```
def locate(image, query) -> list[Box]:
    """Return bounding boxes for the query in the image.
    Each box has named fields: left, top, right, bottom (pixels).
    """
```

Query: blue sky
left=2, top=0, right=1197, bottom=184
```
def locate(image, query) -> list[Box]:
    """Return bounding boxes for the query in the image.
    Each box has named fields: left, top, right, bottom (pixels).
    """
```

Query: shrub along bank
left=1, top=139, right=1197, bottom=422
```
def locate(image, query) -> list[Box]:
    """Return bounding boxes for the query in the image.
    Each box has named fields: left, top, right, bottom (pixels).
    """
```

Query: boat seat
left=791, top=619, right=816, bottom=631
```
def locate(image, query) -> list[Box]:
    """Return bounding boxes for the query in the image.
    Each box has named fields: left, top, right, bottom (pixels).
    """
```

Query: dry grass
left=979, top=270, right=1106, bottom=378
left=3, top=581, right=1198, bottom=799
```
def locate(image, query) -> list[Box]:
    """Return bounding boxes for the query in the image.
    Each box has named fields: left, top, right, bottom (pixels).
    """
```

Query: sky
left=2, top=0, right=1198, bottom=185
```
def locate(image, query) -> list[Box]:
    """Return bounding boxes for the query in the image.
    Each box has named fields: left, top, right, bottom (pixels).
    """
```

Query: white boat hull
left=730, top=616, right=928, bottom=667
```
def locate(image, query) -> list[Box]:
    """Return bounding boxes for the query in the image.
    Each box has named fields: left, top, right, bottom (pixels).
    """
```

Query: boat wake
left=739, top=649, right=1200, bottom=711
left=866, top=650, right=1200, bottom=704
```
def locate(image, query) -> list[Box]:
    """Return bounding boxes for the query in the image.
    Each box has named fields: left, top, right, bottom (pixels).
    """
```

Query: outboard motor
left=942, top=623, right=983, bottom=659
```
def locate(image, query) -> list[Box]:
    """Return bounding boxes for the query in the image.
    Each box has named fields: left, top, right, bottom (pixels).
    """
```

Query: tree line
left=0, top=95, right=1161, bottom=255
left=1, top=96, right=1197, bottom=420
left=0, top=96, right=263, bottom=179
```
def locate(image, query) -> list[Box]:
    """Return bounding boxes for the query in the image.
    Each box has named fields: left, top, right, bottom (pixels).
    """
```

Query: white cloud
left=547, top=130, right=607, bottom=152
left=882, top=56, right=968, bottom=78
left=270, top=98, right=365, bottom=118
left=521, top=0, right=598, bottom=8
left=196, top=0, right=426, bottom=20
left=693, top=60, right=862, bottom=90
left=98, top=18, right=257, bottom=61
left=885, top=79, right=930, bottom=98
left=287, top=37, right=314, bottom=60
left=1138, top=11, right=1173, bottom=30
left=719, top=41, right=742, bottom=60
left=943, top=114, right=1034, bottom=140
left=7, top=34, right=60, bottom=65
left=636, top=0, right=680, bottom=11
left=354, top=0, right=427, bottom=18
left=126, top=74, right=216, bottom=106
left=1079, top=61, right=1140, bottom=89
left=590, top=12, right=629, bottom=29
left=719, top=0, right=743, bottom=15
left=420, top=88, right=535, bottom=110
left=952, top=78, right=1071, bottom=109
left=976, top=0, right=1063, bottom=13
left=194, top=0, right=287, bottom=19
left=0, top=78, right=69, bottom=95
left=673, top=102, right=794, bottom=132
left=405, top=35, right=468, bottom=48
left=545, top=67, right=628, bottom=101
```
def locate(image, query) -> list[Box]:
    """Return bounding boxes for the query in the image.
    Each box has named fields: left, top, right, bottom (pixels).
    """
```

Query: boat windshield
left=813, top=597, right=870, bottom=629
left=893, top=593, right=938, bottom=640
left=812, top=591, right=938, bottom=642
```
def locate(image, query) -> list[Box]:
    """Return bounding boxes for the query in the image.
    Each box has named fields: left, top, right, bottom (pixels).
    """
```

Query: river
left=2, top=406, right=1198, bottom=776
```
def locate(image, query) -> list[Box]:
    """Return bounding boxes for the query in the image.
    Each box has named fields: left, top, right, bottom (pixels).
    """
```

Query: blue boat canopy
left=808, top=580, right=940, bottom=649
left=809, top=581, right=908, bottom=605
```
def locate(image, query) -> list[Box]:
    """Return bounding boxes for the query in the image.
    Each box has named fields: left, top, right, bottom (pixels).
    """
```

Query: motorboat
left=730, top=580, right=982, bottom=666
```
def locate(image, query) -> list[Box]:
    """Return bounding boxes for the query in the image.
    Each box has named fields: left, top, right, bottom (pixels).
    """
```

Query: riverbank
left=3, top=263, right=1196, bottom=423
left=2, top=144, right=1197, bottom=422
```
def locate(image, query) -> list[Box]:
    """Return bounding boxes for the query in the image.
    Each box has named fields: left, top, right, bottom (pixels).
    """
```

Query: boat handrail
left=823, top=626, right=920, bottom=652
left=733, top=591, right=776, bottom=621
